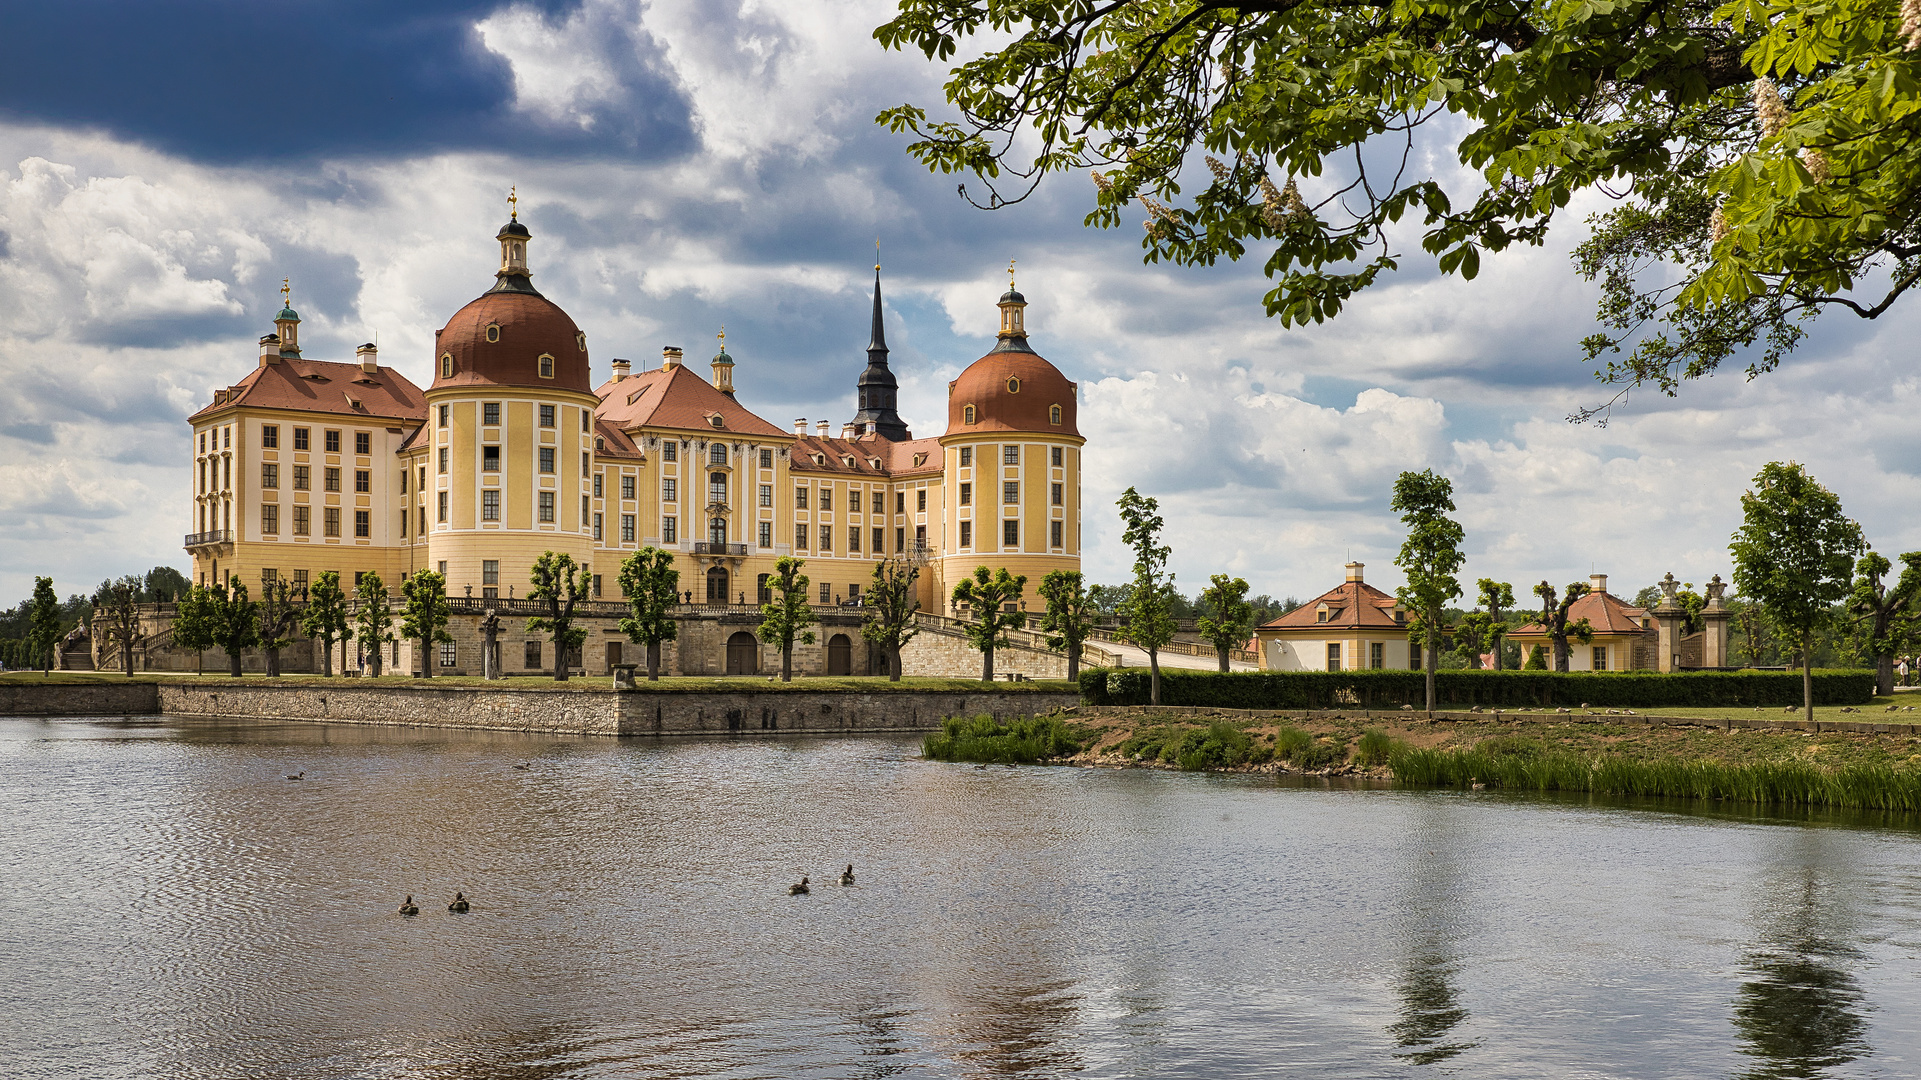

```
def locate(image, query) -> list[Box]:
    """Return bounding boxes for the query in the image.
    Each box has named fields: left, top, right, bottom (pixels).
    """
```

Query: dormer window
left=1049, top=404, right=1062, bottom=425
left=707, top=415, right=725, bottom=430
left=963, top=404, right=977, bottom=424
left=1006, top=377, right=1021, bottom=394
left=440, top=353, right=453, bottom=378
left=913, top=452, right=928, bottom=467
left=595, top=436, right=605, bottom=451
left=485, top=324, right=500, bottom=343
left=843, top=456, right=856, bottom=467
left=538, top=354, right=555, bottom=379
left=1316, top=603, right=1330, bottom=624
left=627, top=387, right=647, bottom=405
left=869, top=458, right=881, bottom=469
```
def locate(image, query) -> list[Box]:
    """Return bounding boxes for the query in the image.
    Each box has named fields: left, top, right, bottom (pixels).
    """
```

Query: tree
left=254, top=578, right=302, bottom=677
left=27, top=577, right=61, bottom=675
left=1849, top=550, right=1921, bottom=697
left=353, top=572, right=394, bottom=677
left=1038, top=569, right=1097, bottom=679
left=1456, top=612, right=1499, bottom=671
left=299, top=571, right=352, bottom=677
left=1116, top=487, right=1178, bottom=704
left=1731, top=463, right=1864, bottom=721
left=527, top=553, right=591, bottom=682
left=1393, top=470, right=1465, bottom=712
left=400, top=570, right=454, bottom=678
left=875, top=0, right=1921, bottom=414
left=172, top=585, right=216, bottom=675
left=1731, top=594, right=1776, bottom=667
left=1523, top=644, right=1549, bottom=670
left=144, top=566, right=191, bottom=604
left=950, top=566, right=1028, bottom=682
left=1196, top=573, right=1253, bottom=673
left=617, top=547, right=681, bottom=682
left=1533, top=581, right=1596, bottom=673
left=91, top=576, right=144, bottom=676
left=860, top=556, right=922, bottom=682
left=757, top=556, right=817, bottom=681
left=209, top=580, right=260, bottom=678
left=1477, top=579, right=1516, bottom=670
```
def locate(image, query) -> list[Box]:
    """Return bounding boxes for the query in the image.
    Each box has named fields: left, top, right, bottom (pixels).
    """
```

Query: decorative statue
left=480, top=608, right=501, bottom=680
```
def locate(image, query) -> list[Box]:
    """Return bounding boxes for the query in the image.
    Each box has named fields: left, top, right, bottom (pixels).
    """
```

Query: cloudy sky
left=1, top=0, right=1916, bottom=609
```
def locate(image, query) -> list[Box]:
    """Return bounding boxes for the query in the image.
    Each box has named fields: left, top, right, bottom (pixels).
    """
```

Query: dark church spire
left=853, top=261, right=910, bottom=441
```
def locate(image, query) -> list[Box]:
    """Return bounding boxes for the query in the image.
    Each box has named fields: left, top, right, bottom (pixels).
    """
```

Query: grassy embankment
left=0, top=670, right=1075, bottom=694
left=926, top=698, right=1921, bottom=811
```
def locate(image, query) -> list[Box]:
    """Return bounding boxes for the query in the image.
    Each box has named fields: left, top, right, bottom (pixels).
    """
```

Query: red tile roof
left=593, top=365, right=789, bottom=438
left=592, top=419, right=645, bottom=461
left=1511, top=591, right=1654, bottom=639
left=1258, top=580, right=1405, bottom=631
left=189, top=358, right=427, bottom=424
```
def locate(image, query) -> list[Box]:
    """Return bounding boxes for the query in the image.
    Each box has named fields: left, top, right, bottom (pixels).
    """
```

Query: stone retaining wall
left=610, top=688, right=1076, bottom=736
left=0, top=681, right=160, bottom=716
left=1102, top=704, right=1921, bottom=735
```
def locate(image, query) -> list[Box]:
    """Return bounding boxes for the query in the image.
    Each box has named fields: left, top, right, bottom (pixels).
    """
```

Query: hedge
left=1076, top=667, right=1876, bottom=710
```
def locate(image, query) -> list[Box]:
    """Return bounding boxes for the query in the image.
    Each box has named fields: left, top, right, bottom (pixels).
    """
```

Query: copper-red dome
left=946, top=345, right=1079, bottom=436
left=431, top=290, right=590, bottom=393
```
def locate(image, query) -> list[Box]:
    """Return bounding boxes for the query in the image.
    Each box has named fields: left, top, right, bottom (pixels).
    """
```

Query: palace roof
left=947, top=348, right=1079, bottom=436
left=1511, top=591, right=1653, bottom=639
left=593, top=364, right=788, bottom=438
left=1258, top=580, right=1405, bottom=632
left=189, top=358, right=427, bottom=424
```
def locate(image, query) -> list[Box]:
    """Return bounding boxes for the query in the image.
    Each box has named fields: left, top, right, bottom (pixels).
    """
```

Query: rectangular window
left=539, top=404, right=556, bottom=428
left=483, top=402, right=500, bottom=426
left=539, top=447, right=555, bottom=474
left=292, top=570, right=308, bottom=590
left=324, top=467, right=340, bottom=492
left=848, top=583, right=861, bottom=603
left=593, top=574, right=602, bottom=597
left=709, top=474, right=727, bottom=505
left=896, top=527, right=905, bottom=551
left=1052, top=446, right=1063, bottom=467
left=480, top=560, right=499, bottom=589
left=1051, top=483, right=1063, bottom=506
left=896, top=492, right=905, bottom=514
left=594, top=473, right=603, bottom=498
left=1002, top=520, right=1019, bottom=547
left=419, top=506, right=427, bottom=535
left=848, top=527, right=861, bottom=553
left=1050, top=520, right=1063, bottom=548
left=325, top=430, right=341, bottom=453
left=960, top=520, right=972, bottom=548
left=482, top=489, right=499, bottom=521
left=872, top=527, right=884, bottom=554
left=959, top=482, right=971, bottom=506
left=582, top=451, right=590, bottom=474
left=440, top=641, right=456, bottom=668
left=1371, top=642, right=1385, bottom=669
left=400, top=469, right=408, bottom=494
left=1003, top=444, right=1019, bottom=465
left=262, top=504, right=279, bottom=534
left=419, top=466, right=426, bottom=491
left=1593, top=646, right=1608, bottom=671
left=916, top=524, right=926, bottom=545
left=871, top=491, right=883, bottom=514
left=759, top=484, right=772, bottom=507
left=663, top=441, right=677, bottom=462
left=621, top=514, right=636, bottom=543
left=224, top=426, right=231, bottom=449
left=262, top=463, right=279, bottom=489
left=438, top=405, right=449, bottom=427
left=664, top=478, right=677, bottom=502
left=795, top=486, right=807, bottom=509
left=917, top=489, right=926, bottom=512
left=759, top=448, right=773, bottom=469
left=820, top=488, right=832, bottom=511
left=293, top=427, right=309, bottom=451
left=438, top=447, right=449, bottom=474
left=354, top=510, right=370, bottom=538
left=1003, top=481, right=1019, bottom=504
left=262, top=425, right=278, bottom=449
left=795, top=523, right=808, bottom=550
left=1327, top=643, right=1342, bottom=670
left=538, top=491, right=555, bottom=522
left=355, top=432, right=371, bottom=455
left=582, top=494, right=590, bottom=522
left=294, top=506, right=310, bottom=536
left=355, top=469, right=370, bottom=493
left=401, top=510, right=407, bottom=538
left=525, top=641, right=542, bottom=669
left=758, top=521, right=772, bottom=548
left=621, top=475, right=635, bottom=500
left=819, top=525, right=832, bottom=551
left=482, top=446, right=500, bottom=471
left=959, top=446, right=972, bottom=468
left=819, top=582, right=832, bottom=604
left=324, top=507, right=341, bottom=537
left=663, top=516, right=677, bottom=543
left=438, top=491, right=448, bottom=523
left=583, top=411, right=591, bottom=433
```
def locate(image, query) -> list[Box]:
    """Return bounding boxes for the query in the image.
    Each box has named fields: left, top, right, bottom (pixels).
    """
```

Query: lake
left=1, top=714, right=1918, bottom=1078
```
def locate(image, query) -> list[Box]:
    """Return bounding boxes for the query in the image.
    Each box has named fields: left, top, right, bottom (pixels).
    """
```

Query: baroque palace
left=180, top=210, right=1084, bottom=677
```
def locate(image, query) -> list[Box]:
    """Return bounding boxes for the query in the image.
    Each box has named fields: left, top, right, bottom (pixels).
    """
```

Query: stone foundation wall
left=897, top=626, right=1069, bottom=680
left=158, top=683, right=618, bottom=735
left=609, top=687, right=1074, bottom=735
left=0, top=681, right=160, bottom=716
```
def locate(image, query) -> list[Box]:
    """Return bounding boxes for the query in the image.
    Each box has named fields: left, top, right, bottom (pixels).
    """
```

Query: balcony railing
left=183, top=530, right=235, bottom=548
left=693, top=541, right=748, bottom=556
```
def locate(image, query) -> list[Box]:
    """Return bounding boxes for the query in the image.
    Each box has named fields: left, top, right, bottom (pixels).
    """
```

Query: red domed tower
left=936, top=270, right=1083, bottom=601
left=416, top=203, right=600, bottom=596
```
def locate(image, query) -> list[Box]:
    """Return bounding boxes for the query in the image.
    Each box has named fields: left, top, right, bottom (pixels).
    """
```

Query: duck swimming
left=286, top=771, right=305, bottom=780
left=448, top=892, right=470, bottom=913
left=398, top=895, right=419, bottom=916
left=789, top=876, right=810, bottom=896
left=838, top=864, right=855, bottom=887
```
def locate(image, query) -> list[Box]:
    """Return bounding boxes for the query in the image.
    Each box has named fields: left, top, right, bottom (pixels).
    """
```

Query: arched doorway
left=706, top=566, right=729, bottom=604
left=827, top=633, right=853, bottom=676
left=726, top=631, right=759, bottom=675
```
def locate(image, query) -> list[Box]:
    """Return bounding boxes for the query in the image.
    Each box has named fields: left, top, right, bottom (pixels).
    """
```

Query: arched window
left=485, top=324, right=500, bottom=343
left=538, top=354, right=555, bottom=379
left=1006, top=376, right=1021, bottom=394
left=963, top=404, right=976, bottom=424
left=1049, top=404, right=1062, bottom=425
left=576, top=332, right=587, bottom=351
left=710, top=443, right=727, bottom=465
left=440, top=353, right=453, bottom=378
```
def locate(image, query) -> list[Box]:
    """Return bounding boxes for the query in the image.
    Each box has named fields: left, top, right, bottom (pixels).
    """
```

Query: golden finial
left=1007, top=258, right=1017, bottom=290
left=508, top=185, right=518, bottom=221
left=717, top=326, right=726, bottom=347
left=281, top=278, right=290, bottom=307
left=876, top=237, right=881, bottom=272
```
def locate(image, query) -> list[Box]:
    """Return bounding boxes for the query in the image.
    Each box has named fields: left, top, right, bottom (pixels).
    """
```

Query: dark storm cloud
left=0, top=1, right=695, bottom=163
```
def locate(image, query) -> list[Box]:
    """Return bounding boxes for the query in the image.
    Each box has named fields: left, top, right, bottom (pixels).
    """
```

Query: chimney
left=356, top=342, right=378, bottom=375
left=841, top=422, right=857, bottom=439
left=258, top=334, right=281, bottom=366
left=794, top=418, right=808, bottom=435
left=611, top=358, right=631, bottom=383
left=1590, top=573, right=1608, bottom=595
left=1345, top=561, right=1364, bottom=583
left=817, top=421, right=831, bottom=438
left=662, top=346, right=683, bottom=370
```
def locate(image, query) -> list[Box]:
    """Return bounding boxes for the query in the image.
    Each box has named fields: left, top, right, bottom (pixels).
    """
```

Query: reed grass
left=1355, top=729, right=1397, bottom=768
left=1389, top=745, right=1921, bottom=811
left=923, top=714, right=1085, bottom=764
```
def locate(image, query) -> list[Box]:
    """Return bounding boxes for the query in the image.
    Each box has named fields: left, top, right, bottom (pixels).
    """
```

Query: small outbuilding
left=1253, top=563, right=1418, bottom=671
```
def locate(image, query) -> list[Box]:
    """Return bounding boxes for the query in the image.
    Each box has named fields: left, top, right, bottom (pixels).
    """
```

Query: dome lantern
left=274, top=277, right=301, bottom=358
left=995, top=258, right=1029, bottom=351
left=493, top=186, right=538, bottom=296
left=711, top=328, right=736, bottom=396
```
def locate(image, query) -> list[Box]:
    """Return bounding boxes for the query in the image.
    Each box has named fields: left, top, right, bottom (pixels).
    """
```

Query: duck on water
left=448, top=892, right=470, bottom=913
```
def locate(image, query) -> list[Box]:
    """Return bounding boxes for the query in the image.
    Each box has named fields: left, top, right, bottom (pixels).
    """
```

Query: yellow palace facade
left=184, top=212, right=1084, bottom=647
